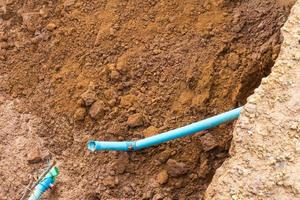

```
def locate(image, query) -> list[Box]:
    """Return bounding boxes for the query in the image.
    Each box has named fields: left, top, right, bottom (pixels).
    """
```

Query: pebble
left=27, top=147, right=42, bottom=164
left=46, top=22, right=57, bottom=31
left=127, top=113, right=144, bottom=128
left=89, top=100, right=105, bottom=119
left=143, top=126, right=158, bottom=137
left=81, top=90, right=97, bottom=106
left=157, top=170, right=168, bottom=185
left=166, top=159, right=188, bottom=177
left=73, top=107, right=86, bottom=121
left=157, top=149, right=172, bottom=164
left=102, top=176, right=118, bottom=188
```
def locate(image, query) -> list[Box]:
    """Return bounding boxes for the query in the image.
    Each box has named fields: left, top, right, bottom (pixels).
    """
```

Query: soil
left=0, top=0, right=295, bottom=199
left=206, top=2, right=300, bottom=198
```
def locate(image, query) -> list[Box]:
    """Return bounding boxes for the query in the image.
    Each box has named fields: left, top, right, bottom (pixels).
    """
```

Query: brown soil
left=0, top=0, right=295, bottom=199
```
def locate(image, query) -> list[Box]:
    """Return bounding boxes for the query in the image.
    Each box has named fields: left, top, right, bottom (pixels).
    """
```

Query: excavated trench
left=0, top=0, right=296, bottom=199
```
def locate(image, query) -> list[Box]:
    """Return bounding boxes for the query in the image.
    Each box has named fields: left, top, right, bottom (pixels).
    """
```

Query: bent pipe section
left=88, top=107, right=242, bottom=152
left=28, top=166, right=59, bottom=200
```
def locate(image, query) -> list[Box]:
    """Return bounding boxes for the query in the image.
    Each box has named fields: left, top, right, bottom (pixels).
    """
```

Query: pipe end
left=87, top=141, right=97, bottom=152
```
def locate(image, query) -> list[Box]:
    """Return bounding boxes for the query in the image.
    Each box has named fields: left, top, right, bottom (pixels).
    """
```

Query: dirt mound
left=0, top=0, right=295, bottom=199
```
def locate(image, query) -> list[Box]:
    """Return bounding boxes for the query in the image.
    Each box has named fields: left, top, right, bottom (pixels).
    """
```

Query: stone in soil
left=127, top=113, right=144, bottom=128
left=143, top=126, right=158, bottom=137
left=157, top=170, right=168, bottom=185
left=200, top=133, right=218, bottom=152
left=27, top=147, right=42, bottom=164
left=157, top=149, right=173, bottom=164
left=46, top=22, right=57, bottom=31
left=102, top=176, right=118, bottom=188
left=81, top=90, right=97, bottom=106
left=166, top=159, right=188, bottom=177
left=89, top=100, right=105, bottom=119
left=74, top=107, right=86, bottom=121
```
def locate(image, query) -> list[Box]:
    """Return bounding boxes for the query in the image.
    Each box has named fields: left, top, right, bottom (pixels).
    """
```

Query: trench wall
left=205, top=1, right=300, bottom=199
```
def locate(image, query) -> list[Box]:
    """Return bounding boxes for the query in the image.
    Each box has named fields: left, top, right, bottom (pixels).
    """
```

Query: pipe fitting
left=28, top=166, right=59, bottom=200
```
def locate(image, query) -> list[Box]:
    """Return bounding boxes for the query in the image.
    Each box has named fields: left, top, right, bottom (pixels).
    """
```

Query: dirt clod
left=143, top=126, right=158, bottom=137
left=81, top=90, right=97, bottom=106
left=27, top=147, right=42, bottom=164
left=166, top=159, right=188, bottom=177
left=200, top=133, right=218, bottom=152
left=157, top=170, right=169, bottom=185
left=127, top=113, right=144, bottom=128
left=89, top=100, right=106, bottom=119
left=74, top=107, right=86, bottom=121
left=46, top=22, right=57, bottom=31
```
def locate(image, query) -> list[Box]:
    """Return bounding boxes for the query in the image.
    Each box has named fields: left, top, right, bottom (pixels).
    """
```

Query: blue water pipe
left=87, top=107, right=242, bottom=152
left=28, top=166, right=59, bottom=200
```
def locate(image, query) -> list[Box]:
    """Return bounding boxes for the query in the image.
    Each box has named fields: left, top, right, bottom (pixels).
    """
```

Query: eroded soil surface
left=0, top=0, right=295, bottom=199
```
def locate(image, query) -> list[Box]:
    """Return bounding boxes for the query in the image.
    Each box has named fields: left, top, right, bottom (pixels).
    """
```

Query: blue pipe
left=28, top=167, right=59, bottom=200
left=88, top=107, right=242, bottom=152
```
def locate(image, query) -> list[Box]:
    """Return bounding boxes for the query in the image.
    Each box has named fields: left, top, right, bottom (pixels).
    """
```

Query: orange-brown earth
left=0, top=0, right=295, bottom=199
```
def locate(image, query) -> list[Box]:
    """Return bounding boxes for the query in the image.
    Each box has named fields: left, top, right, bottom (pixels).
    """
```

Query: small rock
left=89, top=100, right=105, bottom=119
left=157, top=170, right=168, bottom=185
left=46, top=22, right=57, bottom=31
left=166, top=159, right=188, bottom=177
left=116, top=54, right=131, bottom=72
left=200, top=133, right=218, bottom=151
left=157, top=149, right=172, bottom=163
left=39, top=6, right=49, bottom=18
left=73, top=107, right=86, bottom=121
left=102, top=176, right=118, bottom=188
left=81, top=90, right=97, bottom=106
left=143, top=126, right=158, bottom=137
left=127, top=113, right=144, bottom=128
left=27, top=147, right=42, bottom=164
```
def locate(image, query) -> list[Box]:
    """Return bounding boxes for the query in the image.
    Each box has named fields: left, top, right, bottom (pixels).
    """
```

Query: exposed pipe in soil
left=88, top=107, right=242, bottom=151
left=28, top=166, right=59, bottom=200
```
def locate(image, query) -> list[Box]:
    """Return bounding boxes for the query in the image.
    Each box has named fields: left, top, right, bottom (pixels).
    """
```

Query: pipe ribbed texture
left=88, top=107, right=242, bottom=151
left=28, top=167, right=59, bottom=200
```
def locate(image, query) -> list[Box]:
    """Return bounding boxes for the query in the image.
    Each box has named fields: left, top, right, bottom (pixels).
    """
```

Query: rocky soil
left=206, top=1, right=300, bottom=199
left=0, top=0, right=296, bottom=199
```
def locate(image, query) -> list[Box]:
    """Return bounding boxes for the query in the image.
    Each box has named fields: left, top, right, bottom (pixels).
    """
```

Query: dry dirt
left=0, top=0, right=296, bottom=199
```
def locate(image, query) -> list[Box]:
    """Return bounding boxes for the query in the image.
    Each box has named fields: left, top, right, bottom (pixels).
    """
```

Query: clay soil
left=0, top=0, right=295, bottom=199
